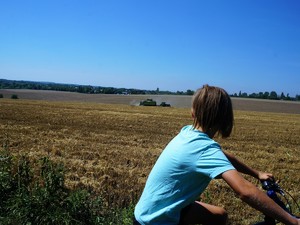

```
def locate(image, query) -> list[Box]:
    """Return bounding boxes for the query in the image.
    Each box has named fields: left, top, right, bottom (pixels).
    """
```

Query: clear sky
left=0, top=0, right=299, bottom=96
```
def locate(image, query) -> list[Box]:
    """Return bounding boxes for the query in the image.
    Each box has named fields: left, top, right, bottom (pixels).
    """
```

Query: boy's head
left=192, top=84, right=234, bottom=138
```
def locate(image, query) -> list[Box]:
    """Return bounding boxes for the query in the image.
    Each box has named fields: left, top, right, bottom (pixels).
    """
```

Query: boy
left=134, top=85, right=299, bottom=225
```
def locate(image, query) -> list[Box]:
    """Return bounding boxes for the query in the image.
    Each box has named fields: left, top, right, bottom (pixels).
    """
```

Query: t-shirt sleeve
left=195, top=143, right=236, bottom=179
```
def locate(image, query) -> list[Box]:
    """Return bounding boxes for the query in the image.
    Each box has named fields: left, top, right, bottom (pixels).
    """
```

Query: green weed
left=0, top=143, right=134, bottom=225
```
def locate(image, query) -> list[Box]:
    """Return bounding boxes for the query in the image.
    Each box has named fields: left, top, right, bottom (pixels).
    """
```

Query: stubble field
left=0, top=94, right=299, bottom=225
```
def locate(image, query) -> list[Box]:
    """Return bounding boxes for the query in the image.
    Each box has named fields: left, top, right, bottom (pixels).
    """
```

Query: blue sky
left=0, top=0, right=299, bottom=96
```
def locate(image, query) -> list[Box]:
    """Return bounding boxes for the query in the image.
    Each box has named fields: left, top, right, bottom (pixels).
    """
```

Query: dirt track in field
left=1, top=89, right=299, bottom=114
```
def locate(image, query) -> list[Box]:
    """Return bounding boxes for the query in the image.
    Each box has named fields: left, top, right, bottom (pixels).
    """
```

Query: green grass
left=0, top=143, right=134, bottom=225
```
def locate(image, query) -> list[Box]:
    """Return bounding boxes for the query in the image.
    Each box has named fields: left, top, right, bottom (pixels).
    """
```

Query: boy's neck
left=196, top=126, right=216, bottom=139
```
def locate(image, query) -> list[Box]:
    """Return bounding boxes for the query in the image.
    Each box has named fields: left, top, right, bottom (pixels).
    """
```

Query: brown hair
left=192, top=84, right=234, bottom=138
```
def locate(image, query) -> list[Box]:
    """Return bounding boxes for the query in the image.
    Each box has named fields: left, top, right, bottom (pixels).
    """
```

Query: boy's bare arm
left=222, top=170, right=299, bottom=225
left=222, top=151, right=273, bottom=181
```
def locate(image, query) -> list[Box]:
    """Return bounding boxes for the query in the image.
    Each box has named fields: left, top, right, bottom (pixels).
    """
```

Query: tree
left=186, top=89, right=194, bottom=95
left=258, top=92, right=264, bottom=99
left=241, top=92, right=248, bottom=98
left=263, top=92, right=269, bottom=99
left=249, top=93, right=258, bottom=98
left=285, top=93, right=291, bottom=101
left=269, top=91, right=278, bottom=100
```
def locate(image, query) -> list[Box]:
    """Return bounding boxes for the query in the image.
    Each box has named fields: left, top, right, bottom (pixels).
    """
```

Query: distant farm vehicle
left=139, top=99, right=171, bottom=107
left=139, top=99, right=157, bottom=106
left=159, top=102, right=171, bottom=107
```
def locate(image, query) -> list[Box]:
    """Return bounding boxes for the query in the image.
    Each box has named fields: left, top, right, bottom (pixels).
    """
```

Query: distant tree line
left=0, top=79, right=195, bottom=96
left=231, top=90, right=300, bottom=101
left=0, top=79, right=299, bottom=100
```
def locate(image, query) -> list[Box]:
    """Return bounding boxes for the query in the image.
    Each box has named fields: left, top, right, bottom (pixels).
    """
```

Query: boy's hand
left=258, top=171, right=274, bottom=181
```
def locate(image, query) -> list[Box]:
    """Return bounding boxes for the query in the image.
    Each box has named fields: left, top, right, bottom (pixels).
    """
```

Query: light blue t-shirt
left=134, top=125, right=235, bottom=225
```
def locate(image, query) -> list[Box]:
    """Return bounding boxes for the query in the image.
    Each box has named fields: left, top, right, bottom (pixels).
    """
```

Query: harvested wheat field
left=0, top=97, right=299, bottom=225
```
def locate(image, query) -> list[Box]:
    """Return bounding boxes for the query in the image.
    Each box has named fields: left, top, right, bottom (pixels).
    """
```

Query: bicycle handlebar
left=261, top=180, right=283, bottom=194
left=254, top=180, right=299, bottom=225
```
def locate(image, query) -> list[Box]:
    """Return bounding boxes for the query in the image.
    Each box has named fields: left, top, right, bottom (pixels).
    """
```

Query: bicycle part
left=254, top=180, right=300, bottom=225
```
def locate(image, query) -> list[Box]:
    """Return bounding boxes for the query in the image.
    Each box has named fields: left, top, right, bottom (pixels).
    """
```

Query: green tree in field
left=186, top=89, right=194, bottom=95
left=258, top=92, right=264, bottom=99
left=263, top=92, right=269, bottom=99
left=241, top=92, right=248, bottom=97
left=269, top=91, right=278, bottom=100
left=286, top=93, right=291, bottom=100
left=249, top=93, right=258, bottom=98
